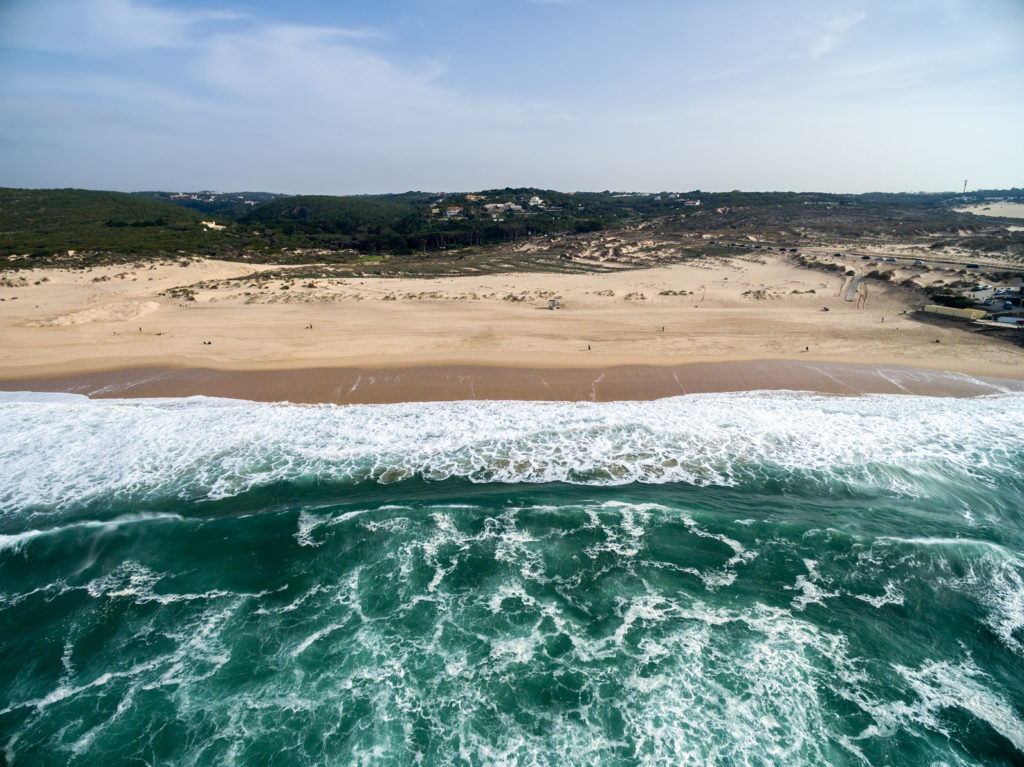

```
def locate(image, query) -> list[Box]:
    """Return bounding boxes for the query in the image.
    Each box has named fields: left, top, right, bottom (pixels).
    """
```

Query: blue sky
left=0, top=0, right=1021, bottom=194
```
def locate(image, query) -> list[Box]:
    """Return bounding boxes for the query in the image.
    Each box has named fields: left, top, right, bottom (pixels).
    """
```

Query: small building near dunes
left=923, top=305, right=987, bottom=321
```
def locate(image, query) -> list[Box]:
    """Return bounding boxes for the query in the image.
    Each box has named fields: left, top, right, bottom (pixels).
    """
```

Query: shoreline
left=2, top=360, right=1021, bottom=403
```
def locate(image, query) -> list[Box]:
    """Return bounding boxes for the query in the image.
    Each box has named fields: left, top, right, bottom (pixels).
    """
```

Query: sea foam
left=2, top=390, right=1023, bottom=514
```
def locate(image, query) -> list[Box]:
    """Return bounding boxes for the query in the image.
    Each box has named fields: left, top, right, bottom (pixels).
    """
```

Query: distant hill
left=131, top=191, right=289, bottom=218
left=0, top=187, right=240, bottom=264
left=236, top=190, right=624, bottom=254
left=2, top=185, right=1021, bottom=269
left=240, top=194, right=423, bottom=236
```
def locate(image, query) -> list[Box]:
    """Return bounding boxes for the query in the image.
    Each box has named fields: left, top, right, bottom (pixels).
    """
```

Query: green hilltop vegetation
left=0, top=188, right=235, bottom=264
left=1, top=185, right=1022, bottom=270
left=130, top=190, right=286, bottom=219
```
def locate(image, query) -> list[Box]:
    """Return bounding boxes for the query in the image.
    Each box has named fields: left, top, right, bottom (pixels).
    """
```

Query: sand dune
left=956, top=202, right=1024, bottom=220
left=28, top=299, right=161, bottom=327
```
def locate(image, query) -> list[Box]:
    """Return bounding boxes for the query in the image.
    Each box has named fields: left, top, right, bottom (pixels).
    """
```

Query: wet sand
left=2, top=360, right=1020, bottom=403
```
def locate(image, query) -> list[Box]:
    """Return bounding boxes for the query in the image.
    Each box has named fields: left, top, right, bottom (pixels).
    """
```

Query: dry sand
left=1, top=253, right=1021, bottom=400
left=955, top=202, right=1024, bottom=220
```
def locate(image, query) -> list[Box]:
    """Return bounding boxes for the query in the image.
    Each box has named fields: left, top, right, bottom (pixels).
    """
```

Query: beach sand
left=2, top=253, right=1021, bottom=400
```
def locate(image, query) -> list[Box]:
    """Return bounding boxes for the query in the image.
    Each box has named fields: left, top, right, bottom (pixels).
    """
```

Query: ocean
left=1, top=390, right=1023, bottom=766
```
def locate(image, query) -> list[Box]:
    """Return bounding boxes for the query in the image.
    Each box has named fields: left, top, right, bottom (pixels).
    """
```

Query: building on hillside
left=483, top=202, right=524, bottom=214
left=445, top=206, right=463, bottom=218
left=466, top=194, right=486, bottom=201
left=684, top=199, right=701, bottom=207
left=529, top=196, right=544, bottom=207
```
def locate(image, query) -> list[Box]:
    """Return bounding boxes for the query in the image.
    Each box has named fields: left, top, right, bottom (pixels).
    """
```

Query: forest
left=1, top=185, right=1021, bottom=269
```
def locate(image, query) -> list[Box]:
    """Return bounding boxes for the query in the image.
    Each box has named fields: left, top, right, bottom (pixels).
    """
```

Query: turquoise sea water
left=1, top=390, right=1023, bottom=766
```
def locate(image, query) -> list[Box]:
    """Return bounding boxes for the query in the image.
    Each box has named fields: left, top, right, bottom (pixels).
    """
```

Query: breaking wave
left=2, top=390, right=1023, bottom=516
left=2, top=390, right=1023, bottom=765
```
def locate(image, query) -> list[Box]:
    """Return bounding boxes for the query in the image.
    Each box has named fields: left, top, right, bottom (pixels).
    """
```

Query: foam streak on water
left=1, top=391, right=1023, bottom=765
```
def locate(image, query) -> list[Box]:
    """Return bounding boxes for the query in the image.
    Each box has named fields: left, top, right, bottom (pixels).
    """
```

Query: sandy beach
left=2, top=253, right=1022, bottom=400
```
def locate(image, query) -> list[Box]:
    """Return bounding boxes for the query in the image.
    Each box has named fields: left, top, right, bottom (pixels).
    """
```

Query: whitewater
left=1, top=390, right=1023, bottom=765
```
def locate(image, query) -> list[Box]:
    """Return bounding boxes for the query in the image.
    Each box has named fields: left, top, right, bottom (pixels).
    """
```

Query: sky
left=0, top=0, right=1021, bottom=195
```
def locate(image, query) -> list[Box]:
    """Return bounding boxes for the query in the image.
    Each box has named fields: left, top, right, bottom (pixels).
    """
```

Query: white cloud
left=807, top=33, right=839, bottom=60
left=0, top=0, right=1021, bottom=193
left=86, top=0, right=239, bottom=50
left=804, top=10, right=866, bottom=60
left=0, top=0, right=560, bottom=192
left=0, top=0, right=247, bottom=55
left=0, top=0, right=372, bottom=56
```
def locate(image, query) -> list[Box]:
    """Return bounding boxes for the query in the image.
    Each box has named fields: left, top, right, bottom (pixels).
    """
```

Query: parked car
left=967, top=264, right=980, bottom=268
left=861, top=255, right=871, bottom=260
left=913, top=260, right=924, bottom=265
